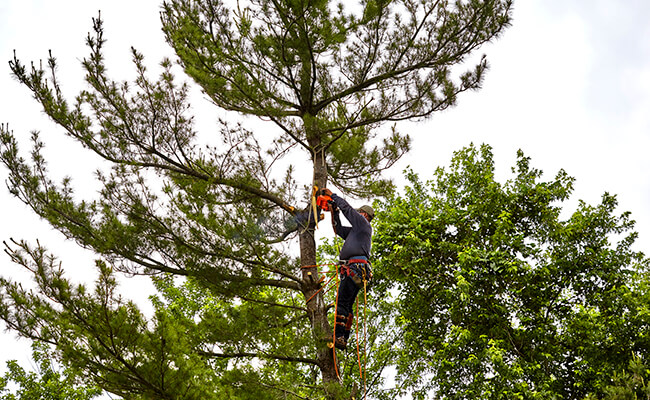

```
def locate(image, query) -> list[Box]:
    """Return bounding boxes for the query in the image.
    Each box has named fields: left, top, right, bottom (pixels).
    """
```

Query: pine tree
left=1, top=1, right=513, bottom=398
left=1, top=342, right=102, bottom=400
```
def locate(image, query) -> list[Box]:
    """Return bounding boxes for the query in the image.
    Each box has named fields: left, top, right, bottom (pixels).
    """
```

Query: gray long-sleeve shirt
left=331, top=194, right=372, bottom=260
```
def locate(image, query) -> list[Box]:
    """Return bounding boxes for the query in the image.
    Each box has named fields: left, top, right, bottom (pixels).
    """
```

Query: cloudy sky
left=1, top=0, right=649, bottom=373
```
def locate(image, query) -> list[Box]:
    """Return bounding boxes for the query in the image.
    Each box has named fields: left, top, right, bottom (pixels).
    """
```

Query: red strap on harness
left=348, top=258, right=368, bottom=264
left=340, top=259, right=371, bottom=280
left=339, top=265, right=353, bottom=277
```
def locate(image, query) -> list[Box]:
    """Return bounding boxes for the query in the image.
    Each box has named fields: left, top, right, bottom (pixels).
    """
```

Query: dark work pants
left=335, top=263, right=369, bottom=340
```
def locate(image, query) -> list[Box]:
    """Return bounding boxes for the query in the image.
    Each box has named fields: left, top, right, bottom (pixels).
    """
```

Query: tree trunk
left=299, top=230, right=338, bottom=385
left=299, top=144, right=341, bottom=394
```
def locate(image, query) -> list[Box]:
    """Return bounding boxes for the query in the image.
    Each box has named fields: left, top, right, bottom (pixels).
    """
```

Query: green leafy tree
left=0, top=342, right=102, bottom=400
left=373, top=144, right=650, bottom=399
left=0, top=1, right=513, bottom=398
left=585, top=353, right=650, bottom=400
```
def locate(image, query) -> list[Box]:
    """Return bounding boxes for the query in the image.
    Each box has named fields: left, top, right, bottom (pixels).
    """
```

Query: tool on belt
left=339, top=257, right=372, bottom=288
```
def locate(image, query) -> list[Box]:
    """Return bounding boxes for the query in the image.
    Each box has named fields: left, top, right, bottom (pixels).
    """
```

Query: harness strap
left=348, top=258, right=369, bottom=265
left=339, top=265, right=361, bottom=277
left=340, top=262, right=372, bottom=282
left=345, top=314, right=354, bottom=330
left=339, top=257, right=369, bottom=274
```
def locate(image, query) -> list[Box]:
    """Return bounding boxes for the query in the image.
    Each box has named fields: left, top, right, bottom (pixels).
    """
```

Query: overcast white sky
left=1, top=0, right=649, bottom=375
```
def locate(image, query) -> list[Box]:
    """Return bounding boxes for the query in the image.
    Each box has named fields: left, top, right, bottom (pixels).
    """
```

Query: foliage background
left=1, top=0, right=649, bottom=393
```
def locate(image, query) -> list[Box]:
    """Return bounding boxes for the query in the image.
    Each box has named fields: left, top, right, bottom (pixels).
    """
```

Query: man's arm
left=330, top=193, right=367, bottom=228
left=321, top=188, right=368, bottom=229
left=332, top=207, right=350, bottom=239
left=321, top=188, right=354, bottom=238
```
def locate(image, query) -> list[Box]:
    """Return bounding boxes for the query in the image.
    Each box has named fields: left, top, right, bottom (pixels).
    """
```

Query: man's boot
left=334, top=314, right=348, bottom=350
left=343, top=314, right=354, bottom=342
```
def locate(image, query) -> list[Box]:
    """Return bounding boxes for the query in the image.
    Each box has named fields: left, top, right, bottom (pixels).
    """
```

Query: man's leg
left=335, top=275, right=360, bottom=349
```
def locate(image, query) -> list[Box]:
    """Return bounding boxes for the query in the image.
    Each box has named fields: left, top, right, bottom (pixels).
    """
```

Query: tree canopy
left=1, top=0, right=513, bottom=398
left=373, top=144, right=650, bottom=399
left=0, top=342, right=102, bottom=400
left=6, top=1, right=648, bottom=397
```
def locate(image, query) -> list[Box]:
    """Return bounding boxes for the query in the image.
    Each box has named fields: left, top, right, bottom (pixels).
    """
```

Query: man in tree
left=322, top=188, right=374, bottom=350
left=0, top=0, right=514, bottom=397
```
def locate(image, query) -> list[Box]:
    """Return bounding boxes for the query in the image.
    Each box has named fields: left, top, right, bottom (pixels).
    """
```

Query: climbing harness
left=339, top=258, right=373, bottom=289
